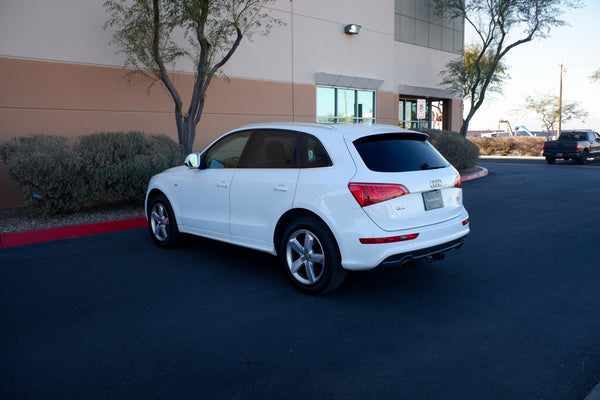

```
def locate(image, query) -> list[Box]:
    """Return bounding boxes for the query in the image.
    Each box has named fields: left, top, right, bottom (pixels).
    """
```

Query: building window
left=317, top=87, right=375, bottom=124
left=394, top=0, right=463, bottom=54
left=399, top=98, right=445, bottom=130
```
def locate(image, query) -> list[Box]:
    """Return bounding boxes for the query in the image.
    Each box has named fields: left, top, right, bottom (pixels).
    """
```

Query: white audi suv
left=145, top=122, right=469, bottom=293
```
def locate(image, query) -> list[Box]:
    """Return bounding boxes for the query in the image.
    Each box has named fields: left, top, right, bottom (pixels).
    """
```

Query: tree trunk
left=184, top=120, right=196, bottom=154
left=175, top=117, right=196, bottom=154
left=460, top=93, right=485, bottom=137
left=460, top=108, right=476, bottom=137
left=460, top=119, right=469, bottom=137
left=171, top=106, right=195, bottom=154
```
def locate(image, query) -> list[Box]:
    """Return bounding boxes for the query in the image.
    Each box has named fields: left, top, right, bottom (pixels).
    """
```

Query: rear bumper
left=374, top=236, right=466, bottom=269
left=334, top=208, right=470, bottom=271
left=543, top=151, right=582, bottom=159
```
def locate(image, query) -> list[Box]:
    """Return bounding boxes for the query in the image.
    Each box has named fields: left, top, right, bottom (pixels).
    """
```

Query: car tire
left=545, top=156, right=556, bottom=164
left=578, top=150, right=588, bottom=165
left=148, top=194, right=182, bottom=248
left=280, top=216, right=347, bottom=294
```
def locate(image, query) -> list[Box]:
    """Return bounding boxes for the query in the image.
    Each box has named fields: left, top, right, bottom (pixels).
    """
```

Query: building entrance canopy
left=397, top=83, right=457, bottom=100
left=315, top=72, right=384, bottom=91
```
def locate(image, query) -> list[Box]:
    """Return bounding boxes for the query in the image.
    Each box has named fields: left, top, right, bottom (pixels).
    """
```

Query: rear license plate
left=557, top=153, right=563, bottom=157
left=423, top=190, right=444, bottom=211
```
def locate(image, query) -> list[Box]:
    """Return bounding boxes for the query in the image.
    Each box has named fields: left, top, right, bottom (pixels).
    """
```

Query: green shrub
left=1, top=132, right=186, bottom=214
left=469, top=137, right=545, bottom=156
left=421, top=128, right=480, bottom=172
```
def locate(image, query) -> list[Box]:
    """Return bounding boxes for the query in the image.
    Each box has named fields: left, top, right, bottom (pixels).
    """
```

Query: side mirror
left=184, top=153, right=202, bottom=169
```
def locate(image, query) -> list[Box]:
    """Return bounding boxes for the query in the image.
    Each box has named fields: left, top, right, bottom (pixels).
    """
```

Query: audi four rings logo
left=429, top=179, right=443, bottom=189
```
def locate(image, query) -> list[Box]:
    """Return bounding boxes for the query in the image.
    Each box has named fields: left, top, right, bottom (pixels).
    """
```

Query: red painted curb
left=0, top=216, right=147, bottom=248
left=461, top=167, right=489, bottom=182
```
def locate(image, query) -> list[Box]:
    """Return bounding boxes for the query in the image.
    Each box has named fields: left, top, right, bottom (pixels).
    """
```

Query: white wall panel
left=221, top=10, right=293, bottom=83
left=290, top=14, right=395, bottom=90
left=292, top=0, right=394, bottom=35
left=0, top=0, right=292, bottom=71
left=0, top=0, right=455, bottom=93
left=0, top=0, right=122, bottom=66
left=393, top=41, right=456, bottom=90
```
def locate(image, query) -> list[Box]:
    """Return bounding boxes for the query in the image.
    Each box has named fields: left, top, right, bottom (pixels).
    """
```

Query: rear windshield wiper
left=420, top=163, right=444, bottom=170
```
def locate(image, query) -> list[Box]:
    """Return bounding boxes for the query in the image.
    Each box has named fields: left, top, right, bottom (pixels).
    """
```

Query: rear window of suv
left=353, top=133, right=449, bottom=172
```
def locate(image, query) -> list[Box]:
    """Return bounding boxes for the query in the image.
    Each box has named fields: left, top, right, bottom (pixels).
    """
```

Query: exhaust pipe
left=426, top=253, right=445, bottom=263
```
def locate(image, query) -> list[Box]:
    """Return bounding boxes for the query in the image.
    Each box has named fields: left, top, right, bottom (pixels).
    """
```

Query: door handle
left=217, top=181, right=228, bottom=189
left=274, top=184, right=288, bottom=192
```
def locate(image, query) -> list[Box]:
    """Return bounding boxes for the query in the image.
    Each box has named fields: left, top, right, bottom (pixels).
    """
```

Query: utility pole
left=558, top=64, right=563, bottom=139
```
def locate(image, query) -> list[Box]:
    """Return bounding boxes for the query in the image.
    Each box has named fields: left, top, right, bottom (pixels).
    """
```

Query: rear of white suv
left=146, top=122, right=469, bottom=294
left=329, top=129, right=468, bottom=271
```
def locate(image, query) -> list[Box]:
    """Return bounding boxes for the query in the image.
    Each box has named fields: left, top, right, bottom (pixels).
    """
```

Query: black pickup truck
left=542, top=130, right=600, bottom=164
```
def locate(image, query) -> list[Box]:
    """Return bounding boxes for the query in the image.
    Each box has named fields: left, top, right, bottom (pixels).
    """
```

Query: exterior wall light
left=344, top=24, right=361, bottom=35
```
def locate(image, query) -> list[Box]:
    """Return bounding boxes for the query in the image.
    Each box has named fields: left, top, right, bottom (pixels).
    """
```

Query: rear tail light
left=455, top=176, right=462, bottom=188
left=575, top=143, right=580, bottom=151
left=462, top=217, right=469, bottom=226
left=348, top=183, right=409, bottom=207
left=543, top=142, right=546, bottom=151
left=360, top=233, right=419, bottom=244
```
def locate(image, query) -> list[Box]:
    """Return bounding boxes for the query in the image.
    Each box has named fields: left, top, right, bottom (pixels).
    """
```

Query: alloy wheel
left=285, top=229, right=325, bottom=285
left=150, top=202, right=169, bottom=242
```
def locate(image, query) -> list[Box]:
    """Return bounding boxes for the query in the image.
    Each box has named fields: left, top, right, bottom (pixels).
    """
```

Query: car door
left=176, top=130, right=252, bottom=243
left=229, top=129, right=299, bottom=252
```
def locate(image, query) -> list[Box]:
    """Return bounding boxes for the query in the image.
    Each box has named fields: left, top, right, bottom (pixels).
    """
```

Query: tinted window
left=204, top=131, right=252, bottom=169
left=300, top=134, right=332, bottom=168
left=247, top=130, right=298, bottom=168
left=354, top=133, right=449, bottom=172
left=560, top=132, right=586, bottom=140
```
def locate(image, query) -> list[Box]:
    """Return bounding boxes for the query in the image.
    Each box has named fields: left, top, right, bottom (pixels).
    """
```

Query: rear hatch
left=346, top=132, right=463, bottom=232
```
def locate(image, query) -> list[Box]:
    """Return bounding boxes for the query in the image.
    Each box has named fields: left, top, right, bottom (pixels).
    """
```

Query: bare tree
left=434, top=0, right=582, bottom=137
left=104, top=0, right=282, bottom=152
left=523, top=93, right=588, bottom=139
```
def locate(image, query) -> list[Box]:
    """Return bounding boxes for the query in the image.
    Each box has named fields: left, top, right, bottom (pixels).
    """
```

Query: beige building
left=0, top=0, right=463, bottom=208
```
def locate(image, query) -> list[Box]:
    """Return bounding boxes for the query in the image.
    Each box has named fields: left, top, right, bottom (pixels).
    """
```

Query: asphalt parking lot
left=1, top=159, right=599, bottom=399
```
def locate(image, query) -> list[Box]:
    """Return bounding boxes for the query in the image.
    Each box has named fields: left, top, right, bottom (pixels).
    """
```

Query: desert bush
left=421, top=128, right=480, bottom=172
left=469, top=137, right=545, bottom=156
left=512, top=137, right=546, bottom=156
left=75, top=132, right=185, bottom=206
left=1, top=132, right=186, bottom=214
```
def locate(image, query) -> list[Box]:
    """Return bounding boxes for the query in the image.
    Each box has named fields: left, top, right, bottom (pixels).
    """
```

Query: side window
left=247, top=130, right=298, bottom=168
left=203, top=130, right=252, bottom=169
left=300, top=134, right=332, bottom=168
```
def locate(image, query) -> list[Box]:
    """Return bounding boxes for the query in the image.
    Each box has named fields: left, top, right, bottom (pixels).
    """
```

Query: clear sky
left=465, top=0, right=600, bottom=133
